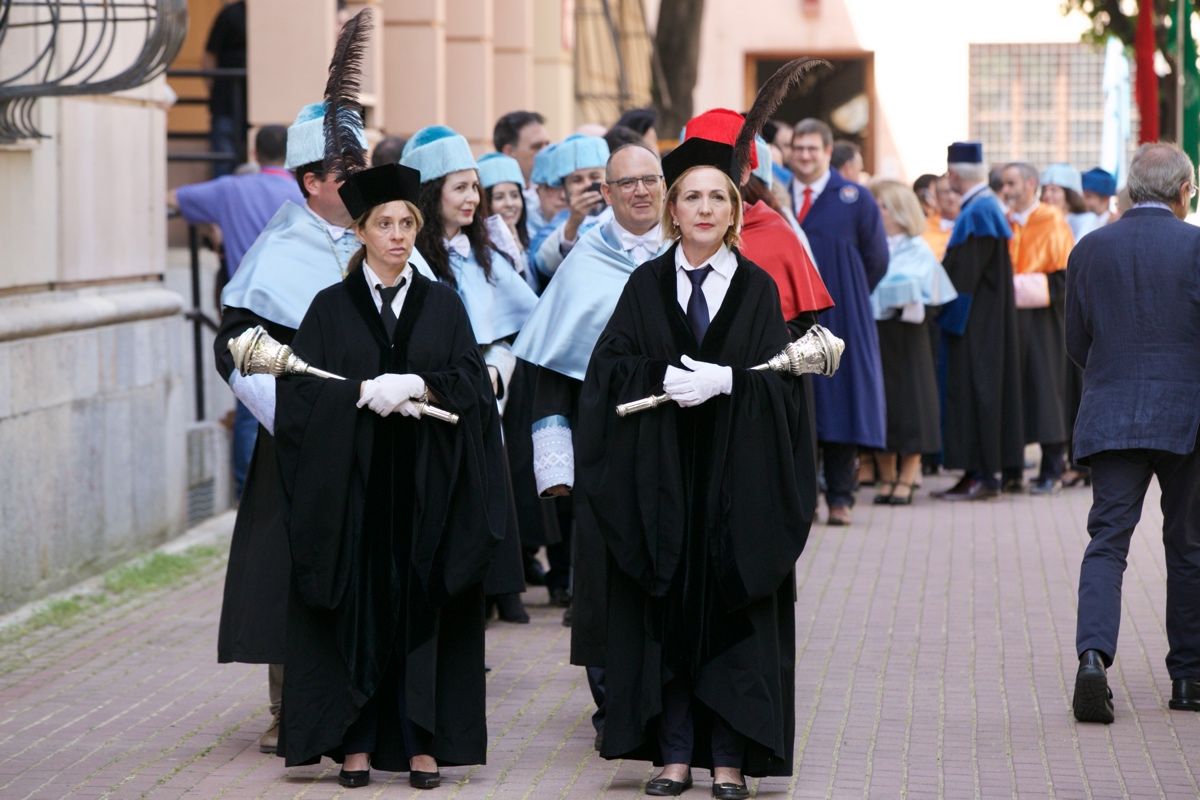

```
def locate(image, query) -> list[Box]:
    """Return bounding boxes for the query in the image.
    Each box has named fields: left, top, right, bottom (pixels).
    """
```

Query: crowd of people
left=174, top=11, right=1200, bottom=796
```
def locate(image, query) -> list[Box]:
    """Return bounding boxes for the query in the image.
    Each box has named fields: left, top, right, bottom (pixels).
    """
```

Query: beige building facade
left=665, top=0, right=1093, bottom=180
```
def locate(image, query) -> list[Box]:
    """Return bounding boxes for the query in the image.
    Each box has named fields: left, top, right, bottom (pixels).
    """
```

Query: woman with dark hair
left=274, top=162, right=506, bottom=789
left=1041, top=163, right=1098, bottom=240
left=401, top=125, right=538, bottom=616
left=477, top=152, right=536, bottom=291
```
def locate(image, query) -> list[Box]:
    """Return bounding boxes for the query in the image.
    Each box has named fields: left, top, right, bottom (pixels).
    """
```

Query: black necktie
left=685, top=266, right=713, bottom=344
left=376, top=278, right=406, bottom=339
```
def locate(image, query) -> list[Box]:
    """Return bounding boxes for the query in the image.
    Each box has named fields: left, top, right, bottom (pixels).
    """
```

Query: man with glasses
left=512, top=141, right=667, bottom=751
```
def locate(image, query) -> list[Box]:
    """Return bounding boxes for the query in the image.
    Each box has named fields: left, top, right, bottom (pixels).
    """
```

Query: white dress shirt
left=306, top=204, right=351, bottom=241
left=444, top=233, right=471, bottom=258
left=362, top=260, right=411, bottom=316
left=612, top=220, right=663, bottom=265
left=675, top=243, right=737, bottom=318
left=791, top=169, right=832, bottom=216
left=1009, top=200, right=1039, bottom=227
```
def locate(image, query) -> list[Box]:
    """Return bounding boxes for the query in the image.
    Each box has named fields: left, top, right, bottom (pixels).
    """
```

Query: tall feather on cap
left=323, top=8, right=372, bottom=179
left=732, top=57, right=830, bottom=185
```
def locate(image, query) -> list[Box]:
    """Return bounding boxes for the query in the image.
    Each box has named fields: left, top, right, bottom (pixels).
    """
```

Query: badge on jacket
left=840, top=185, right=859, bottom=204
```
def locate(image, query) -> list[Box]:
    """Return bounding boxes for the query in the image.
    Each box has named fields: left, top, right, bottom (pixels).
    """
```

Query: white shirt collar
left=1010, top=200, right=1039, bottom=227
left=801, top=169, right=832, bottom=197
left=444, top=232, right=471, bottom=258
left=360, top=260, right=408, bottom=291
left=612, top=219, right=662, bottom=251
left=1134, top=201, right=1173, bottom=211
left=938, top=217, right=955, bottom=231
left=305, top=203, right=351, bottom=240
left=674, top=242, right=736, bottom=278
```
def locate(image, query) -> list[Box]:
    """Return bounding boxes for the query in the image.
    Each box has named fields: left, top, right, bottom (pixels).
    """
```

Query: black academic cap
left=338, top=162, right=422, bottom=219
left=662, top=136, right=736, bottom=190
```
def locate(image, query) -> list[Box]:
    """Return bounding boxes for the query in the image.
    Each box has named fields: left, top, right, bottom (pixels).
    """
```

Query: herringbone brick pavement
left=1, top=472, right=1197, bottom=798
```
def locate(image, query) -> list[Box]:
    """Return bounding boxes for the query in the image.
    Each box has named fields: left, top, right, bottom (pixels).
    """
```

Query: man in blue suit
left=1068, top=142, right=1200, bottom=723
left=790, top=118, right=888, bottom=525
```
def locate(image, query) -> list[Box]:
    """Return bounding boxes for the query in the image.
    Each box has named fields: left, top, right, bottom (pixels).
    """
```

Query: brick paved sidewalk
left=1, top=473, right=1198, bottom=799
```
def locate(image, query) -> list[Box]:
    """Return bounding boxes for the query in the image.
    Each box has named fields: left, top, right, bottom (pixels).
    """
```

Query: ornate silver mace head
left=763, top=324, right=845, bottom=378
left=227, top=325, right=343, bottom=380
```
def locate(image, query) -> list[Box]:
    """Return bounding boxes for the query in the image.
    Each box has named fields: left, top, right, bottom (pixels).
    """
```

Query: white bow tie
left=444, top=233, right=471, bottom=258
left=618, top=227, right=661, bottom=260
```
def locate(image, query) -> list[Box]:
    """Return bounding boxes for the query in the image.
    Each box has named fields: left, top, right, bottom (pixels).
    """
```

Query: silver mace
left=227, top=325, right=460, bottom=425
left=615, top=324, right=845, bottom=417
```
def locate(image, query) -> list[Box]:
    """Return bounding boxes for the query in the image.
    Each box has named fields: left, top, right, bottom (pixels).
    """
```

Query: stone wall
left=0, top=288, right=188, bottom=613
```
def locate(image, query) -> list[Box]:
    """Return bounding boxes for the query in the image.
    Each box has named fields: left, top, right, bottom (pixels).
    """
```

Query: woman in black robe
left=273, top=163, right=507, bottom=790
left=576, top=138, right=816, bottom=799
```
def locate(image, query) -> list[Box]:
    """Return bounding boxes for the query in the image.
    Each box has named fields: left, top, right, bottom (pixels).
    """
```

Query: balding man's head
left=603, top=143, right=663, bottom=235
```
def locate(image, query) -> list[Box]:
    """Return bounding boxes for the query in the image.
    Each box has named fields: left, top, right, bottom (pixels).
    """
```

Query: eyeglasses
left=607, top=174, right=662, bottom=192
left=1186, top=183, right=1198, bottom=199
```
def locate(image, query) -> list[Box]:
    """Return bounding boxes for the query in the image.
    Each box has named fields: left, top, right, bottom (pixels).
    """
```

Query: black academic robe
left=213, top=307, right=294, bottom=664
left=1016, top=271, right=1069, bottom=445
left=502, top=361, right=562, bottom=550
left=576, top=245, right=815, bottom=777
left=272, top=270, right=506, bottom=771
left=941, top=220, right=1024, bottom=474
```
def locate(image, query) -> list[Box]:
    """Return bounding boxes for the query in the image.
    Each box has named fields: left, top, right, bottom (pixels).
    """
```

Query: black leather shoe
left=1001, top=477, right=1026, bottom=494
left=550, top=587, right=572, bottom=607
left=1170, top=678, right=1200, bottom=711
left=1029, top=477, right=1062, bottom=495
left=1073, top=649, right=1115, bottom=723
left=712, top=780, right=749, bottom=800
left=495, top=592, right=530, bottom=623
left=338, top=769, right=370, bottom=788
left=938, top=477, right=999, bottom=502
left=645, top=773, right=692, bottom=796
left=409, top=770, right=442, bottom=789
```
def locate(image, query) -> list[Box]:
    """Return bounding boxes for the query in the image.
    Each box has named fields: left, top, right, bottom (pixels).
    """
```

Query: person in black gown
left=273, top=162, right=506, bottom=790
left=576, top=137, right=816, bottom=799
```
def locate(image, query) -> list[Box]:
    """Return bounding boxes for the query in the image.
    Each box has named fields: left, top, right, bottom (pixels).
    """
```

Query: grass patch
left=0, top=545, right=224, bottom=648
left=103, top=546, right=221, bottom=595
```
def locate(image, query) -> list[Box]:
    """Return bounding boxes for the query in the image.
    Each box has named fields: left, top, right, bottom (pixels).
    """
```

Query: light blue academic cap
left=1040, top=163, right=1083, bottom=194
left=477, top=152, right=526, bottom=189
left=531, top=143, right=559, bottom=186
left=549, top=134, right=610, bottom=186
left=400, top=125, right=478, bottom=184
left=285, top=101, right=367, bottom=170
left=753, top=135, right=772, bottom=187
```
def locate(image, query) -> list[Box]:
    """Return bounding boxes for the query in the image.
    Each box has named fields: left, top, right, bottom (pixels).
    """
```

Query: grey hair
left=948, top=161, right=987, bottom=184
left=1004, top=162, right=1039, bottom=185
left=1127, top=143, right=1195, bottom=205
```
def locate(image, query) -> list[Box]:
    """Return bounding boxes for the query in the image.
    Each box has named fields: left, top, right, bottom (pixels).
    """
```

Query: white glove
left=228, top=370, right=276, bottom=434
left=663, top=355, right=733, bottom=408
left=396, top=398, right=424, bottom=418
left=356, top=373, right=426, bottom=417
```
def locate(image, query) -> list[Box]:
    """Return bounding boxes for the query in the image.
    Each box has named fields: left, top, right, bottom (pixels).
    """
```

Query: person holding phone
left=532, top=134, right=611, bottom=277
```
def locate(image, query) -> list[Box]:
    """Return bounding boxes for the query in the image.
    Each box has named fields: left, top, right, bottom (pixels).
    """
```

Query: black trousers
left=1075, top=445, right=1200, bottom=680
left=821, top=442, right=858, bottom=509
left=342, top=663, right=432, bottom=758
left=658, top=678, right=746, bottom=769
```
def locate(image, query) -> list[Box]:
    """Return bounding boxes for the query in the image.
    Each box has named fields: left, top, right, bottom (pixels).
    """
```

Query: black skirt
left=877, top=317, right=941, bottom=455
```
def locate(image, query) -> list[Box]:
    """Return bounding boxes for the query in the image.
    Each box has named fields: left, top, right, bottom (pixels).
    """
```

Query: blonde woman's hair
left=869, top=179, right=925, bottom=238
left=347, top=199, right=425, bottom=274
left=661, top=166, right=743, bottom=249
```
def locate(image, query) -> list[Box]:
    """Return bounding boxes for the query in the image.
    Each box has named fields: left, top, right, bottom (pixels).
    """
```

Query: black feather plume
left=732, top=57, right=830, bottom=185
left=323, top=8, right=372, bottom=179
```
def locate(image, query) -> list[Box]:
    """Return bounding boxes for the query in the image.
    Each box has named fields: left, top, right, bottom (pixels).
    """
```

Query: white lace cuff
left=532, top=415, right=574, bottom=495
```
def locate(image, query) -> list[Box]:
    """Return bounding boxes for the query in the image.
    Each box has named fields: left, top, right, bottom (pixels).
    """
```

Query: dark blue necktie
left=685, top=266, right=713, bottom=344
left=376, top=278, right=406, bottom=339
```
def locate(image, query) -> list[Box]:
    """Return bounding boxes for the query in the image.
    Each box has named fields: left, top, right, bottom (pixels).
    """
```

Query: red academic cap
left=681, top=108, right=759, bottom=170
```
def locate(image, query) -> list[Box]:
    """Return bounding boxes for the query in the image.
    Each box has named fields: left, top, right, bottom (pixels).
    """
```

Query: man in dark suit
left=1068, top=142, right=1200, bottom=724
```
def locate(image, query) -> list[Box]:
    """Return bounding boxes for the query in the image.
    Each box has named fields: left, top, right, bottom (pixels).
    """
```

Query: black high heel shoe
left=873, top=481, right=897, bottom=505
left=409, top=769, right=442, bottom=789
left=889, top=481, right=915, bottom=506
left=338, top=769, right=370, bottom=788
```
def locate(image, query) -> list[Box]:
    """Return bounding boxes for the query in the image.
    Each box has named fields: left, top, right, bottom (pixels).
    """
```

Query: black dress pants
left=658, top=678, right=746, bottom=769
left=821, top=442, right=858, bottom=509
left=1076, top=444, right=1200, bottom=680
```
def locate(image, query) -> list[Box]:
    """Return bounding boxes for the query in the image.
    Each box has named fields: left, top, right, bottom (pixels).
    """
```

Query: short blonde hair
left=662, top=166, right=743, bottom=249
left=869, top=179, right=925, bottom=238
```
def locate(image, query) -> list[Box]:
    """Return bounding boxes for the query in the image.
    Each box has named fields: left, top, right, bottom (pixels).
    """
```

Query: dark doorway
left=748, top=53, right=875, bottom=173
